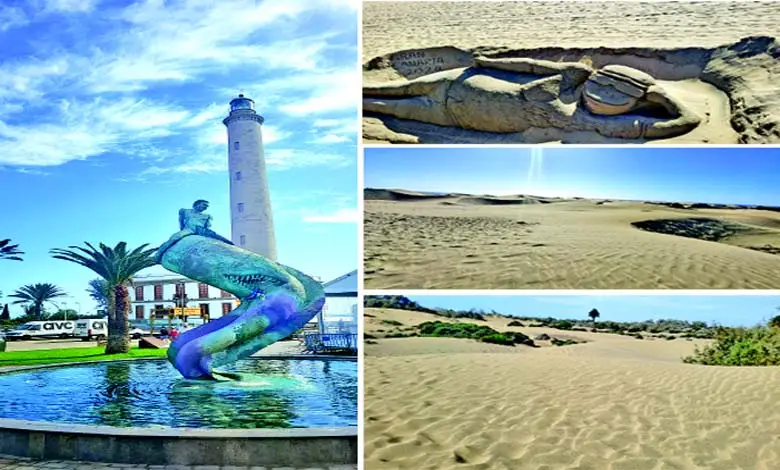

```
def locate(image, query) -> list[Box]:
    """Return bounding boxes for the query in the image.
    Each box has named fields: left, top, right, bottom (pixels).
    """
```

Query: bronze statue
left=178, top=200, right=234, bottom=245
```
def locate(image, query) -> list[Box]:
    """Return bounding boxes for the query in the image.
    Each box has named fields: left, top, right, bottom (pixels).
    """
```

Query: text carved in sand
left=393, top=51, right=446, bottom=76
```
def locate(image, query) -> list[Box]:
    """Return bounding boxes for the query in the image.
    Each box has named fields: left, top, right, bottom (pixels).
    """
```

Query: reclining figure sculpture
left=363, top=56, right=701, bottom=140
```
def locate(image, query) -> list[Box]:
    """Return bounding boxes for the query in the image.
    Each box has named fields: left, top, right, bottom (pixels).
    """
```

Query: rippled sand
left=364, top=308, right=780, bottom=470
left=363, top=1, right=780, bottom=61
left=363, top=192, right=780, bottom=289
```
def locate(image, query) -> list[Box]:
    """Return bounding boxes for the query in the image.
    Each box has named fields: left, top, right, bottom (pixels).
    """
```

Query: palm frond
left=0, top=238, right=24, bottom=261
left=50, top=241, right=158, bottom=285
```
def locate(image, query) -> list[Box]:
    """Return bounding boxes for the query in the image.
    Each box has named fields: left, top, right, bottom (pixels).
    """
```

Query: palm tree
left=87, top=278, right=110, bottom=311
left=0, top=239, right=23, bottom=261
left=51, top=242, right=157, bottom=354
left=588, top=308, right=601, bottom=323
left=8, top=283, right=67, bottom=319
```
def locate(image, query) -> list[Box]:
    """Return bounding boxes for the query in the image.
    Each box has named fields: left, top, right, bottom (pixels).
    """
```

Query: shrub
left=683, top=327, right=780, bottom=366
left=666, top=335, right=676, bottom=340
left=550, top=320, right=574, bottom=330
left=551, top=338, right=581, bottom=347
left=507, top=320, right=524, bottom=327
left=415, top=321, right=535, bottom=347
left=503, top=331, right=536, bottom=347
left=381, top=319, right=403, bottom=326
left=479, top=334, right=515, bottom=346
left=385, top=332, right=410, bottom=338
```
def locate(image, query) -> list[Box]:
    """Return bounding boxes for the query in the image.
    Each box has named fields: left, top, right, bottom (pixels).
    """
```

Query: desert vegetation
left=417, top=320, right=538, bottom=347
left=364, top=295, right=717, bottom=339
left=684, top=314, right=780, bottom=366
left=365, top=295, right=491, bottom=320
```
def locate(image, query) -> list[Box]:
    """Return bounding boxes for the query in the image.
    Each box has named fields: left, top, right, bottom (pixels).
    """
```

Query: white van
left=74, top=318, right=149, bottom=341
left=5, top=320, right=75, bottom=340
left=74, top=318, right=107, bottom=341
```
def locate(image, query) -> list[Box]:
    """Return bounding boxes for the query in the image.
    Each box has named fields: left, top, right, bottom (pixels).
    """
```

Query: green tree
left=588, top=308, right=601, bottom=322
left=7, top=283, right=67, bottom=319
left=0, top=239, right=23, bottom=261
left=51, top=242, right=157, bottom=354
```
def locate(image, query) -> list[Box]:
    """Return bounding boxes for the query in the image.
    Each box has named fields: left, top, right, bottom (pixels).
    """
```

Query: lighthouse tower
left=223, top=94, right=277, bottom=261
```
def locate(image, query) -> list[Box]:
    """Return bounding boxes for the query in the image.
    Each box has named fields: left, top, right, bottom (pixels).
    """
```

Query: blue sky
left=0, top=0, right=358, bottom=317
left=365, top=147, right=780, bottom=206
left=405, top=295, right=780, bottom=327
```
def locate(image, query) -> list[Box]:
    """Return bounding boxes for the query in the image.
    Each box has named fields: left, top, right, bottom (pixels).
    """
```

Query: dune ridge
left=364, top=189, right=780, bottom=289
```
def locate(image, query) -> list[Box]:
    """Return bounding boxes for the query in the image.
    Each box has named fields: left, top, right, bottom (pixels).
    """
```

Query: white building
left=128, top=273, right=238, bottom=323
left=223, top=94, right=277, bottom=261
left=315, top=270, right=358, bottom=333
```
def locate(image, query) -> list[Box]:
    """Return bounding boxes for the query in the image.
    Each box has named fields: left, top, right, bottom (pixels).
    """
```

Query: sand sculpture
left=363, top=57, right=701, bottom=139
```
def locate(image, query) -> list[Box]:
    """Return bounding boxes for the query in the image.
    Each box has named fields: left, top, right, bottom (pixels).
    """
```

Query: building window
left=153, top=284, right=163, bottom=301
left=200, top=303, right=211, bottom=318
left=175, top=282, right=185, bottom=296
left=135, top=305, right=144, bottom=320
left=135, top=286, right=144, bottom=301
left=220, top=289, right=230, bottom=298
left=222, top=302, right=232, bottom=315
left=237, top=202, right=244, bottom=213
left=235, top=171, right=241, bottom=181
left=234, top=141, right=239, bottom=150
left=198, top=283, right=209, bottom=299
left=154, top=304, right=165, bottom=319
left=240, top=235, right=246, bottom=245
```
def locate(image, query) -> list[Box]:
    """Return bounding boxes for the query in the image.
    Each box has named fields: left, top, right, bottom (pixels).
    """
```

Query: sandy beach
left=362, top=1, right=780, bottom=144
left=363, top=190, right=780, bottom=289
left=364, top=308, right=780, bottom=470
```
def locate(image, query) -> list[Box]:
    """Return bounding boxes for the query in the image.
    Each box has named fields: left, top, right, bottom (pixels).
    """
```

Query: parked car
left=128, top=326, right=150, bottom=339
left=5, top=320, right=75, bottom=340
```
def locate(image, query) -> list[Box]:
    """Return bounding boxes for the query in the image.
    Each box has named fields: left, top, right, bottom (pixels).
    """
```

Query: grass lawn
left=0, top=347, right=168, bottom=367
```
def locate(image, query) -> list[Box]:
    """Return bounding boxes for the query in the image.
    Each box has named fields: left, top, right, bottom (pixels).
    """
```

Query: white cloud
left=0, top=0, right=356, bottom=170
left=43, top=0, right=100, bottom=13
left=199, top=124, right=291, bottom=147
left=183, top=103, right=225, bottom=128
left=303, top=208, right=359, bottom=224
left=311, top=133, right=350, bottom=144
left=0, top=6, right=29, bottom=31
left=266, top=148, right=351, bottom=170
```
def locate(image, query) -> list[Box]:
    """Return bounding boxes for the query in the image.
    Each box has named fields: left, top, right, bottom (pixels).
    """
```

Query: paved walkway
left=0, top=456, right=356, bottom=470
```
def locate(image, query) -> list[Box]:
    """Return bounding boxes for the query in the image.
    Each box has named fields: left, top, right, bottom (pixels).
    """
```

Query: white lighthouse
left=223, top=94, right=277, bottom=260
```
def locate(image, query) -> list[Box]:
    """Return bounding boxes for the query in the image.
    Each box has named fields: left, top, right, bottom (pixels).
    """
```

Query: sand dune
left=364, top=308, right=780, bottom=470
left=362, top=1, right=780, bottom=144
left=363, top=193, right=780, bottom=289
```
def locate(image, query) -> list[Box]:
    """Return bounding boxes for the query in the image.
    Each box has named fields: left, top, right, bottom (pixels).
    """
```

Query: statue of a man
left=178, top=200, right=234, bottom=245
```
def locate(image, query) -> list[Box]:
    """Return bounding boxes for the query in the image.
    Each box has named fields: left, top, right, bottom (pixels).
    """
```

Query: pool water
left=0, top=359, right=357, bottom=429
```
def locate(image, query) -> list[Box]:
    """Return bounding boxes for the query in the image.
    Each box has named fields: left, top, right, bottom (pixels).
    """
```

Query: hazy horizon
left=364, top=186, right=777, bottom=207
left=364, top=147, right=780, bottom=206
left=387, top=295, right=780, bottom=327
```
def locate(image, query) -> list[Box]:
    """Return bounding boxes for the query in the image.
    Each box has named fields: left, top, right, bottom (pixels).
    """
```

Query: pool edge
left=0, top=356, right=358, bottom=466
